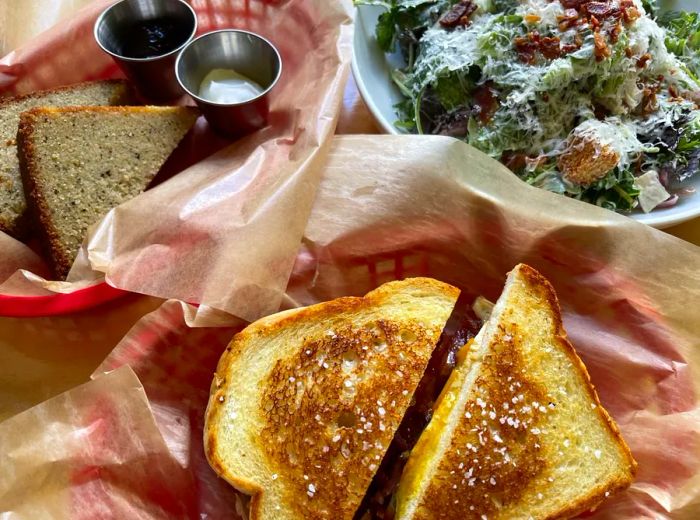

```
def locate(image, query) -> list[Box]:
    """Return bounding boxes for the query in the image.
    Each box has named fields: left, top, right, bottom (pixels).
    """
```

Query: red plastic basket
left=0, top=282, right=129, bottom=317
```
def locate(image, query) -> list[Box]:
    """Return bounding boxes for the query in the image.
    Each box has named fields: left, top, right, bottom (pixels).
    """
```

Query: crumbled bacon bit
left=610, top=21, right=622, bottom=43
left=514, top=35, right=538, bottom=64
left=637, top=53, right=652, bottom=68
left=620, top=0, right=640, bottom=24
left=625, top=47, right=633, bottom=58
left=561, top=43, right=580, bottom=54
left=557, top=0, right=629, bottom=54
left=473, top=83, right=498, bottom=123
left=439, top=0, right=477, bottom=28
left=669, top=85, right=680, bottom=99
left=641, top=86, right=659, bottom=115
left=514, top=31, right=564, bottom=63
left=594, top=31, right=611, bottom=61
left=557, top=9, right=580, bottom=31
left=560, top=0, right=585, bottom=8
left=585, top=1, right=617, bottom=18
left=540, top=36, right=563, bottom=59
left=502, top=151, right=528, bottom=173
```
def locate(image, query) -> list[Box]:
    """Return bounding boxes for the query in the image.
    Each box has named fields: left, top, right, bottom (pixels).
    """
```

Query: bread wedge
left=0, top=80, right=133, bottom=238
left=17, top=105, right=198, bottom=279
left=394, top=264, right=637, bottom=520
left=204, top=278, right=460, bottom=520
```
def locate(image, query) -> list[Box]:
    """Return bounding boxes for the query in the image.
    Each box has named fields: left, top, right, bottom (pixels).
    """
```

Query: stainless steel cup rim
left=94, top=0, right=198, bottom=63
left=175, top=29, right=283, bottom=107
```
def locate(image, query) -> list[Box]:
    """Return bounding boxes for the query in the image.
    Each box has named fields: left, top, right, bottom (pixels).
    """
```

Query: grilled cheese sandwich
left=204, top=265, right=636, bottom=519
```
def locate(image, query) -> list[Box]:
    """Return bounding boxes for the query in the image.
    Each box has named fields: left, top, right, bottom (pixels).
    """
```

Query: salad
left=356, top=0, right=700, bottom=212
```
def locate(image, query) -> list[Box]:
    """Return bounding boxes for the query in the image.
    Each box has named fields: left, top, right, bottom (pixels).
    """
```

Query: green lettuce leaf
left=658, top=10, right=700, bottom=78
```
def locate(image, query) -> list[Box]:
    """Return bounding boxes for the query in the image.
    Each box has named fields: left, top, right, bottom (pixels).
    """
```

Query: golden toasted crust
left=412, top=330, right=550, bottom=518
left=0, top=80, right=134, bottom=109
left=205, top=278, right=460, bottom=520
left=396, top=264, right=636, bottom=520
left=16, top=110, right=72, bottom=277
left=558, top=134, right=620, bottom=186
left=515, top=265, right=637, bottom=519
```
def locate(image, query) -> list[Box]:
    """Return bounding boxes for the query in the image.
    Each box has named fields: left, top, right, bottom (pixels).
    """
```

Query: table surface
left=1, top=1, right=699, bottom=247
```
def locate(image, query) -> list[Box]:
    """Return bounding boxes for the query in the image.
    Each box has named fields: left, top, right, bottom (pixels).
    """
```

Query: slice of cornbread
left=17, top=105, right=198, bottom=279
left=0, top=80, right=134, bottom=238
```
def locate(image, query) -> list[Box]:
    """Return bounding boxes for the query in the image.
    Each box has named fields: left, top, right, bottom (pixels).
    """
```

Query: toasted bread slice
left=17, top=105, right=198, bottom=279
left=204, top=278, right=460, bottom=520
left=395, top=264, right=636, bottom=520
left=0, top=80, right=134, bottom=238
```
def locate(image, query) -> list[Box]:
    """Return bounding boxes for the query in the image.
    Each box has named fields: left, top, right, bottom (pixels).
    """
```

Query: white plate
left=352, top=2, right=700, bottom=229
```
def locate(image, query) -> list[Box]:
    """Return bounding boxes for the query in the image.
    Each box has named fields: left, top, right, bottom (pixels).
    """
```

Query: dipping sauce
left=119, top=16, right=192, bottom=59
left=198, top=68, right=265, bottom=104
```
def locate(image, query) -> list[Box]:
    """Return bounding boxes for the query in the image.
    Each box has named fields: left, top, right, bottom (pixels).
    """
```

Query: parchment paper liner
left=3, top=135, right=698, bottom=517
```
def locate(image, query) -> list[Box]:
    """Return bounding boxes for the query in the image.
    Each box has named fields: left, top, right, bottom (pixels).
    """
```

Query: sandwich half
left=394, top=264, right=637, bottom=520
left=204, top=278, right=460, bottom=520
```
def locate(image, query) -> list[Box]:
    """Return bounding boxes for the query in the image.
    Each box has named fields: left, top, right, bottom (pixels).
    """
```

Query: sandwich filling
left=356, top=297, right=484, bottom=519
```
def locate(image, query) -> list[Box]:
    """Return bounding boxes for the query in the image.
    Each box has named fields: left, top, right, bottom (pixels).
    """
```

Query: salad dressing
left=198, top=69, right=265, bottom=104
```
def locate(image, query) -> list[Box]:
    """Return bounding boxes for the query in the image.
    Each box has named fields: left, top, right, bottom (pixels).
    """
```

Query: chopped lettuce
left=355, top=0, right=451, bottom=52
left=641, top=0, right=658, bottom=16
left=658, top=10, right=700, bottom=80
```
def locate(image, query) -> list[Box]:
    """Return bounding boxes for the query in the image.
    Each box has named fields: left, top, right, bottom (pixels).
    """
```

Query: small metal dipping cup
left=94, top=0, right=197, bottom=101
left=175, top=30, right=282, bottom=138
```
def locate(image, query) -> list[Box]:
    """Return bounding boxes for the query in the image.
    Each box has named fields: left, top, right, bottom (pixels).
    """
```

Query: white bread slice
left=204, top=278, right=460, bottom=520
left=395, top=264, right=637, bottom=520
